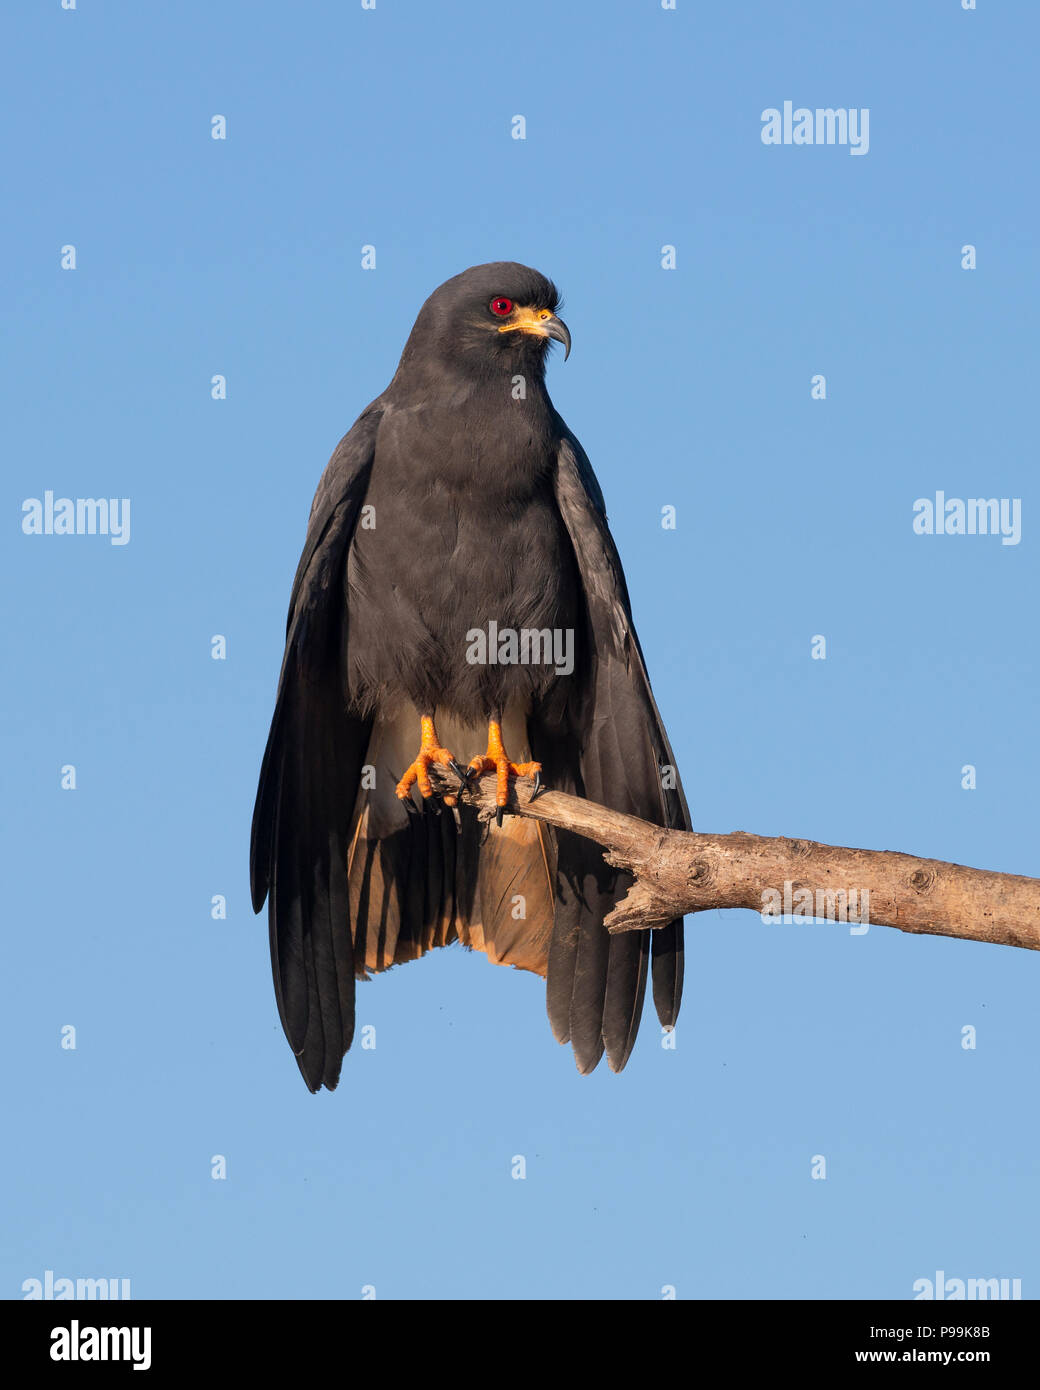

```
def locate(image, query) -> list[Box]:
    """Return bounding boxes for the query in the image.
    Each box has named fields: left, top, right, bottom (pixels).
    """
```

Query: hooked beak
left=543, top=314, right=571, bottom=360
left=497, top=307, right=572, bottom=360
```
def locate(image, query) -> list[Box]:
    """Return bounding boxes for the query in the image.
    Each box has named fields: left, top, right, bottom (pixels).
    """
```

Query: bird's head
left=397, top=262, right=571, bottom=385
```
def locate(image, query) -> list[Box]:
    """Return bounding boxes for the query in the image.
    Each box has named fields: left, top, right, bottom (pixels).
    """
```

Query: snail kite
left=250, top=262, right=690, bottom=1090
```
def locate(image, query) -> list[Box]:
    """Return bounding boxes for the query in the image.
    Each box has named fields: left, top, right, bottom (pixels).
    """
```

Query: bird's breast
left=344, top=403, right=581, bottom=720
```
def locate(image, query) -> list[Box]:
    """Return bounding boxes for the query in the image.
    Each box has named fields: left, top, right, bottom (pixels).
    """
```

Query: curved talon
left=467, top=719, right=542, bottom=818
left=396, top=715, right=462, bottom=803
left=532, top=769, right=542, bottom=796
left=496, top=807, right=504, bottom=829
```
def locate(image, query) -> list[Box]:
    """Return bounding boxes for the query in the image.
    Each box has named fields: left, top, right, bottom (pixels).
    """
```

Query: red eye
left=490, top=297, right=513, bottom=317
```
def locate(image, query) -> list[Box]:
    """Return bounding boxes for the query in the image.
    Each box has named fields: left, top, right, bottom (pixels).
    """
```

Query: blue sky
left=3, top=0, right=1037, bottom=1300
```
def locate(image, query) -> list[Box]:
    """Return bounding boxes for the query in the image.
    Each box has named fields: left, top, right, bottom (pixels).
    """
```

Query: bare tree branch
left=433, top=767, right=1040, bottom=952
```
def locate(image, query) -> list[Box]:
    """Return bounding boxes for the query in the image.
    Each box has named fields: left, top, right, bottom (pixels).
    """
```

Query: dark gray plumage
left=250, top=261, right=690, bottom=1090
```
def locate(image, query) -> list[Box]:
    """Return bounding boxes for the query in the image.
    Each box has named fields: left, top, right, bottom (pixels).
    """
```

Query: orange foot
left=467, top=720, right=542, bottom=825
left=396, top=715, right=468, bottom=806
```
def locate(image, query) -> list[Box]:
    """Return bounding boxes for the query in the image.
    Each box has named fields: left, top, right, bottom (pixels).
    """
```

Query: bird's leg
left=396, top=715, right=468, bottom=805
left=467, top=719, right=541, bottom=826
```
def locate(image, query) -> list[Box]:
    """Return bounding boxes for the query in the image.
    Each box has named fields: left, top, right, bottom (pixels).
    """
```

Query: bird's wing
left=529, top=427, right=690, bottom=1073
left=250, top=406, right=382, bottom=1092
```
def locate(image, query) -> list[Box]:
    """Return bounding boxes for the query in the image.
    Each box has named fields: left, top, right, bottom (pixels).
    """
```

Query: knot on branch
left=909, top=866, right=937, bottom=894
left=687, top=858, right=714, bottom=887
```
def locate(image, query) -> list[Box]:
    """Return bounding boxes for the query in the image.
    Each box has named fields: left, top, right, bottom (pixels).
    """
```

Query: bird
left=250, top=261, right=690, bottom=1091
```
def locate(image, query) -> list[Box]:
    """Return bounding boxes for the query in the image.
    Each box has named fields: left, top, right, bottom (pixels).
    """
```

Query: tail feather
left=347, top=703, right=555, bottom=979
